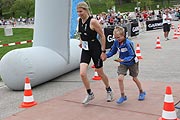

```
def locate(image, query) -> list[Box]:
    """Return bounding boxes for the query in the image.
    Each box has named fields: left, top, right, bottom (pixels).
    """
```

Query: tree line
left=86, top=0, right=178, bottom=13
left=0, top=0, right=35, bottom=19
left=0, top=0, right=178, bottom=19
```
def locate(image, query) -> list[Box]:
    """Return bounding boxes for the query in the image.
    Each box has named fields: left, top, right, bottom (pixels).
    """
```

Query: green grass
left=0, top=28, right=33, bottom=81
left=0, top=28, right=33, bottom=59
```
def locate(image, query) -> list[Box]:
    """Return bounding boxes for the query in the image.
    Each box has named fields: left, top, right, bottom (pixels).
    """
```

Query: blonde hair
left=77, top=2, right=91, bottom=15
left=101, top=12, right=106, bottom=15
left=113, top=26, right=125, bottom=36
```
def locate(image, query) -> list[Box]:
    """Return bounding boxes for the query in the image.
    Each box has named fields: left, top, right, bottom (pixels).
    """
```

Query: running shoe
left=82, top=93, right=95, bottom=104
left=107, top=91, right=113, bottom=102
left=138, top=91, right=146, bottom=101
left=116, top=96, right=127, bottom=104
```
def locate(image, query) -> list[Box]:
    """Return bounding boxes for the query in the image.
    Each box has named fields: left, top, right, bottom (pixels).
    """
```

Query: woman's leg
left=96, top=67, right=110, bottom=88
left=80, top=63, right=90, bottom=90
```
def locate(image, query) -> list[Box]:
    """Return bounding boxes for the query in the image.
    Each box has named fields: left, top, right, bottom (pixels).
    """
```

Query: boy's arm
left=106, top=41, right=118, bottom=58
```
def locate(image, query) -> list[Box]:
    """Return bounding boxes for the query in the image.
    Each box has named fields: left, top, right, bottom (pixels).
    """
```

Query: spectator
left=162, top=9, right=172, bottom=41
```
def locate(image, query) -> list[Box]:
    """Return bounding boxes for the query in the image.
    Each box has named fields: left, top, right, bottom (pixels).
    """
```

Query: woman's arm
left=90, top=18, right=107, bottom=60
left=90, top=18, right=106, bottom=51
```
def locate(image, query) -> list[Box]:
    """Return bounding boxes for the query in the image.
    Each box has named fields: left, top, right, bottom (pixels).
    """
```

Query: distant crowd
left=0, top=16, right=34, bottom=27
left=1, top=6, right=180, bottom=29
left=95, top=7, right=180, bottom=29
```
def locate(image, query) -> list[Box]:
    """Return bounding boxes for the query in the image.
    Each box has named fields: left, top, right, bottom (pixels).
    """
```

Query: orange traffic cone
left=159, top=86, right=180, bottom=120
left=155, top=37, right=162, bottom=49
left=178, top=24, right=180, bottom=30
left=136, top=43, right=143, bottom=59
left=92, top=69, right=101, bottom=81
left=173, top=30, right=178, bottom=39
left=19, top=77, right=37, bottom=108
left=177, top=29, right=180, bottom=37
left=171, top=23, right=175, bottom=29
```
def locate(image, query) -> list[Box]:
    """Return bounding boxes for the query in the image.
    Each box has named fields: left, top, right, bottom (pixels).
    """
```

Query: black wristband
left=102, top=50, right=106, bottom=53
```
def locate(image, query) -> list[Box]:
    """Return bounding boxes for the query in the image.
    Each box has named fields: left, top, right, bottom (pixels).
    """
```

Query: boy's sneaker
left=107, top=91, right=113, bottom=102
left=82, top=93, right=95, bottom=104
left=138, top=91, right=146, bottom=101
left=116, top=96, right=127, bottom=104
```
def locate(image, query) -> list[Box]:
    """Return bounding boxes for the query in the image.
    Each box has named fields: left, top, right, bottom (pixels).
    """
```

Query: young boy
left=105, top=26, right=146, bottom=104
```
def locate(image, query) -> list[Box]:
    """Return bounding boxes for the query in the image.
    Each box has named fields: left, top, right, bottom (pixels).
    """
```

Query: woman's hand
left=100, top=52, right=107, bottom=61
left=79, top=43, right=82, bottom=48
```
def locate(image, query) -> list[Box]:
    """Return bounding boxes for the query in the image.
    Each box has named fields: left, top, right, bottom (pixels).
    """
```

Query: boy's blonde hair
left=113, top=26, right=125, bottom=36
left=77, top=2, right=91, bottom=15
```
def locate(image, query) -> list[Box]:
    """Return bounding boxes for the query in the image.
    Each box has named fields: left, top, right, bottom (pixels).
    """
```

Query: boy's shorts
left=117, top=62, right=139, bottom=77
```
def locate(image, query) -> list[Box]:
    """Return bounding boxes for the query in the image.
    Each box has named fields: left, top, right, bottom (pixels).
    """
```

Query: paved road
left=0, top=20, right=180, bottom=119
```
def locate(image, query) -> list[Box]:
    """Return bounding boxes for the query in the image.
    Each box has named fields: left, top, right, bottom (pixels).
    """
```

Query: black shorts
left=80, top=39, right=103, bottom=68
left=163, top=23, right=170, bottom=32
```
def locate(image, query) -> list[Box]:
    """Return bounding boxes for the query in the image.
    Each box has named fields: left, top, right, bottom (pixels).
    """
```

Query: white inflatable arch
left=0, top=0, right=81, bottom=90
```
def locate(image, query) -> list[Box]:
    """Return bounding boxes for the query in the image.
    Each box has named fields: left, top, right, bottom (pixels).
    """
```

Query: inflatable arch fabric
left=0, top=0, right=83, bottom=90
left=71, top=0, right=84, bottom=38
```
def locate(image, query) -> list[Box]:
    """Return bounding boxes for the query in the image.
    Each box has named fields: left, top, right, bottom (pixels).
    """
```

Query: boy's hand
left=114, top=58, right=123, bottom=62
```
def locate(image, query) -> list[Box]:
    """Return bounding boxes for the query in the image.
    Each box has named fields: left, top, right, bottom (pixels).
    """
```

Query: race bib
left=82, top=41, right=89, bottom=50
left=121, top=48, right=128, bottom=52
